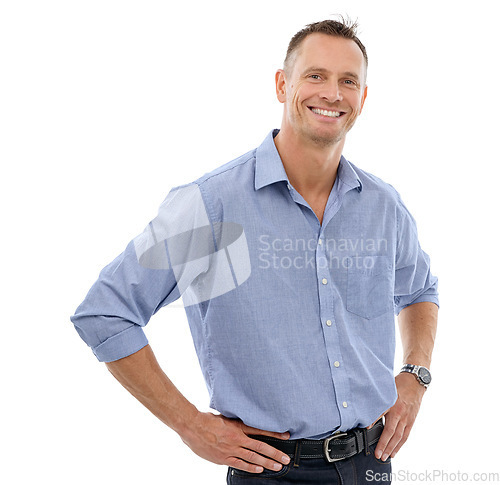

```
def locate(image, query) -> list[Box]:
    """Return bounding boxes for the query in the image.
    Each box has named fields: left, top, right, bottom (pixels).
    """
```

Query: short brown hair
left=283, top=17, right=368, bottom=78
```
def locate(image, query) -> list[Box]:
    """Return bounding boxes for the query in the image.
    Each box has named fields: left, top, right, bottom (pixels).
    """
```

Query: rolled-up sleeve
left=393, top=196, right=439, bottom=316
left=70, top=182, right=215, bottom=362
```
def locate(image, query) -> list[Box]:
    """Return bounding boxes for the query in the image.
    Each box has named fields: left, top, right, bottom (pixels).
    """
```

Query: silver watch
left=400, top=364, right=432, bottom=388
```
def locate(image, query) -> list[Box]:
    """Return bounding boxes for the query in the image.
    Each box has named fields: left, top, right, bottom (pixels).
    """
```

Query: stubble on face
left=282, top=35, right=366, bottom=149
left=288, top=82, right=357, bottom=148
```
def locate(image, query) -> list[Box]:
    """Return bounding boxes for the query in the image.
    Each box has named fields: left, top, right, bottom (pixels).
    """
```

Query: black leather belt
left=251, top=419, right=384, bottom=463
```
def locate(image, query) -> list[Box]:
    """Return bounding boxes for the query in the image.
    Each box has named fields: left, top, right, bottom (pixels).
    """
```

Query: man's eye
left=344, top=79, right=356, bottom=85
left=309, top=74, right=321, bottom=80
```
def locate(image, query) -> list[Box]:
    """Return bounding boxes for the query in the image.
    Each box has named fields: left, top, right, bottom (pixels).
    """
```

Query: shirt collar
left=254, top=129, right=362, bottom=193
left=338, top=155, right=363, bottom=193
left=254, top=129, right=289, bottom=190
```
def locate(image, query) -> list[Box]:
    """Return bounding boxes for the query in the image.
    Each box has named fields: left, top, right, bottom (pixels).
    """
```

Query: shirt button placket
left=319, top=238, right=333, bottom=328
left=316, top=233, right=351, bottom=422
left=318, top=237, right=334, bottom=330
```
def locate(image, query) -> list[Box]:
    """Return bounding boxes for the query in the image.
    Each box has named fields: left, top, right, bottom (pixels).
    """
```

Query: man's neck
left=273, top=128, right=345, bottom=199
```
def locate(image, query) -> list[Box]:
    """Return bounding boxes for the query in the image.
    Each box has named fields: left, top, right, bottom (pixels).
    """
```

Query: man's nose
left=320, top=81, right=343, bottom=103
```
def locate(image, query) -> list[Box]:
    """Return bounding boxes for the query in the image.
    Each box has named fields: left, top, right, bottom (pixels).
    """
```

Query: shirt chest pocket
left=346, top=255, right=393, bottom=319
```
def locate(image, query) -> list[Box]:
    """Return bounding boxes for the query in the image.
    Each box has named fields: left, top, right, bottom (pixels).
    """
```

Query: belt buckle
left=323, top=431, right=349, bottom=463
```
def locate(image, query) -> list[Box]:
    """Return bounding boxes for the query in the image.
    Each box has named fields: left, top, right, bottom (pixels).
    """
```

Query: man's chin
left=307, top=131, right=344, bottom=148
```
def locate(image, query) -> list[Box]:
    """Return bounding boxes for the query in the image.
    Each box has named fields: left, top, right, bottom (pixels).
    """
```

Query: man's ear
left=275, top=69, right=287, bottom=103
left=359, top=84, right=368, bottom=114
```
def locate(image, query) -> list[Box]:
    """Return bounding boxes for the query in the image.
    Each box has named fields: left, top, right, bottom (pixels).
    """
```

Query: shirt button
left=326, top=320, right=332, bottom=327
left=334, top=361, right=340, bottom=367
left=287, top=184, right=291, bottom=190
left=343, top=402, right=348, bottom=408
left=318, top=238, right=323, bottom=245
left=322, top=278, right=328, bottom=285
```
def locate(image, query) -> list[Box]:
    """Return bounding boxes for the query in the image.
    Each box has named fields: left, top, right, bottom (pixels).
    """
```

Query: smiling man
left=277, top=33, right=367, bottom=150
left=71, top=19, right=439, bottom=485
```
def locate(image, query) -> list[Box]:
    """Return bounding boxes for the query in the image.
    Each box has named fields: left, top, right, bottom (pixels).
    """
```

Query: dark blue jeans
left=226, top=441, right=391, bottom=484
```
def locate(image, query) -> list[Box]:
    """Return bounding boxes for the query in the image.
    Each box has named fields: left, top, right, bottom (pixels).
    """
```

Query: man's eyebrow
left=342, top=71, right=360, bottom=81
left=301, top=67, right=330, bottom=76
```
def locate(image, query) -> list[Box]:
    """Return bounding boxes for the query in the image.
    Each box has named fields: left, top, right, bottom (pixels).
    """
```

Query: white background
left=1, top=1, right=499, bottom=484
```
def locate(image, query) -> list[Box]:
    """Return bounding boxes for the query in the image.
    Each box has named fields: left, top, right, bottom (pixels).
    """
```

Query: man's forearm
left=105, top=344, right=198, bottom=435
left=104, top=344, right=291, bottom=473
left=398, top=301, right=438, bottom=367
left=374, top=301, right=438, bottom=461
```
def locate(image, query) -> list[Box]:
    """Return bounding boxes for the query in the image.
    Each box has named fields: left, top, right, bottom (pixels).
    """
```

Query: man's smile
left=308, top=106, right=346, bottom=119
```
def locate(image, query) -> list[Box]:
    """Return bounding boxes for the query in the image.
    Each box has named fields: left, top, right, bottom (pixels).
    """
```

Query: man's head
left=283, top=18, right=368, bottom=83
left=276, top=18, right=368, bottom=148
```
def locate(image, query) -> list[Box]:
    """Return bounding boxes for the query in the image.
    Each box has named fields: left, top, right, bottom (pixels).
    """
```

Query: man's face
left=276, top=33, right=368, bottom=148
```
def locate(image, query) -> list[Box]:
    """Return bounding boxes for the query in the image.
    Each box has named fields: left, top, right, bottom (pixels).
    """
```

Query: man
left=71, top=19, right=439, bottom=484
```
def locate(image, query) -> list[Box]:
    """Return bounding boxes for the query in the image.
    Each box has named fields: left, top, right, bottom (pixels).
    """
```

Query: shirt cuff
left=395, top=295, right=440, bottom=316
left=92, top=325, right=149, bottom=363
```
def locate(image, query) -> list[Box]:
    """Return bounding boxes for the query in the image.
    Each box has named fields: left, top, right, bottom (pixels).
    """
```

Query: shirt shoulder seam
left=195, top=152, right=256, bottom=186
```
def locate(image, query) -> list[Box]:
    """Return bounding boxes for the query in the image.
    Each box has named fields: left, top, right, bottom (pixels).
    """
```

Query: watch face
left=418, top=367, right=432, bottom=385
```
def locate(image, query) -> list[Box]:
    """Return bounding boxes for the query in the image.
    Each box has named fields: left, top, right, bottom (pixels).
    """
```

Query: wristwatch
left=400, top=364, right=432, bottom=388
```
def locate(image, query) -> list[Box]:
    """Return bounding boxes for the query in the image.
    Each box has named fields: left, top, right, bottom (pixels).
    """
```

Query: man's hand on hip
left=180, top=412, right=291, bottom=474
left=372, top=372, right=426, bottom=462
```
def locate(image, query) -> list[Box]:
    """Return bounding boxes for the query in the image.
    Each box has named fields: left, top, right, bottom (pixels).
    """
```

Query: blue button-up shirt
left=71, top=129, right=439, bottom=439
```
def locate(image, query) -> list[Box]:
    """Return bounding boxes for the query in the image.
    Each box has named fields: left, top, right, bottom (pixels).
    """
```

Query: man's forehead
left=293, top=33, right=365, bottom=73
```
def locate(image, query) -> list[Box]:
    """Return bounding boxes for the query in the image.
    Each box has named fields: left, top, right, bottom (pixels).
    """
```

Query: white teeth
left=311, top=108, right=341, bottom=118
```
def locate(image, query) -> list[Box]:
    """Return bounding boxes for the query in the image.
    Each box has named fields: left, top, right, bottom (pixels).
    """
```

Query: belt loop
left=293, top=440, right=302, bottom=467
left=355, top=429, right=364, bottom=454
left=363, top=427, right=370, bottom=456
